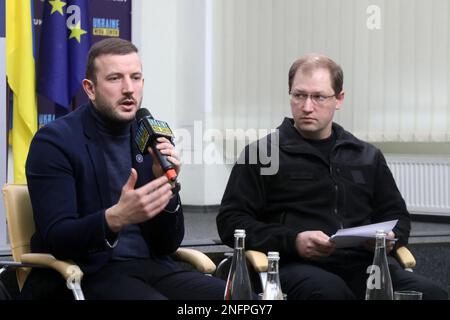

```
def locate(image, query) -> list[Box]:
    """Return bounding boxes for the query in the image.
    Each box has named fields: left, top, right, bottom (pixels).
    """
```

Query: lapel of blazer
left=82, top=104, right=112, bottom=207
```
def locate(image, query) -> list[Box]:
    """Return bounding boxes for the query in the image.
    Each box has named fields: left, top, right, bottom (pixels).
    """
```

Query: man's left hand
left=148, top=137, right=182, bottom=179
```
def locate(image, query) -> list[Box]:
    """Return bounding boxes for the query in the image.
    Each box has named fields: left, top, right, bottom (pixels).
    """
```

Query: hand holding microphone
left=150, top=136, right=181, bottom=181
left=135, top=108, right=181, bottom=183
left=106, top=109, right=180, bottom=232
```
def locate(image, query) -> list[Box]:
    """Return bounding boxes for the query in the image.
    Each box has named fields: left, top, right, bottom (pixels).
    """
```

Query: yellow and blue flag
left=37, top=0, right=90, bottom=109
left=6, top=0, right=38, bottom=183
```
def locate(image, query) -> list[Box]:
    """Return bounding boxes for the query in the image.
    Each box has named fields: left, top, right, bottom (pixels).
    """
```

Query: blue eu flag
left=37, top=0, right=90, bottom=109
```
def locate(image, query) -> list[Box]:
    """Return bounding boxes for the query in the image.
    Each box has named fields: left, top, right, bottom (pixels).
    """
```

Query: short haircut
left=288, top=53, right=343, bottom=96
left=85, top=38, right=139, bottom=83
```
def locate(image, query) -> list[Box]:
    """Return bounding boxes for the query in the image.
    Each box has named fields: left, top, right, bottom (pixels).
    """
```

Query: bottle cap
left=234, top=229, right=246, bottom=237
left=267, top=251, right=280, bottom=260
left=375, top=229, right=387, bottom=237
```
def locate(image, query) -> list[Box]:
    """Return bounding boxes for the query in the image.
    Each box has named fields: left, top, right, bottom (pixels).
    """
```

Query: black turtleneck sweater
left=91, top=106, right=150, bottom=261
left=302, top=129, right=337, bottom=163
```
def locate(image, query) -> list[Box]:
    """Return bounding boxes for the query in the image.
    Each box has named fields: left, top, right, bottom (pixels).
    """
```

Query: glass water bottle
left=262, top=251, right=284, bottom=300
left=365, top=230, right=394, bottom=300
left=224, top=229, right=254, bottom=300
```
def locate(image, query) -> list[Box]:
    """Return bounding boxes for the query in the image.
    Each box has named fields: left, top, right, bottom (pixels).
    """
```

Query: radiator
left=386, top=155, right=450, bottom=216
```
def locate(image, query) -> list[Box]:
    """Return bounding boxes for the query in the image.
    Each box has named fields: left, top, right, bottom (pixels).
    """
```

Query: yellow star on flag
left=49, top=0, right=67, bottom=15
left=69, top=22, right=87, bottom=43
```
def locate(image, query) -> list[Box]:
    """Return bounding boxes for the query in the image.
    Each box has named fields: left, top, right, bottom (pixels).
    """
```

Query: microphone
left=135, top=108, right=178, bottom=182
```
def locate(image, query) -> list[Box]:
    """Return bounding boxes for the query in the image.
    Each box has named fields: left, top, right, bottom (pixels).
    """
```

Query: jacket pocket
left=350, top=170, right=366, bottom=184
left=339, top=166, right=370, bottom=185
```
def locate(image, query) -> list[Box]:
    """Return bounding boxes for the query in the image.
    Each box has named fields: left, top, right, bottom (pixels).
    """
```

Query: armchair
left=395, top=246, right=416, bottom=271
left=0, top=184, right=216, bottom=300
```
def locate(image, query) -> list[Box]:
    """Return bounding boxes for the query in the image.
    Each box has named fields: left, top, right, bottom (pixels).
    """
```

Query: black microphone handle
left=150, top=139, right=175, bottom=172
left=135, top=108, right=177, bottom=181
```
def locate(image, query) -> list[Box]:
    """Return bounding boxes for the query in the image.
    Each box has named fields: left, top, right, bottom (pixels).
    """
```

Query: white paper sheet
left=329, top=220, right=398, bottom=248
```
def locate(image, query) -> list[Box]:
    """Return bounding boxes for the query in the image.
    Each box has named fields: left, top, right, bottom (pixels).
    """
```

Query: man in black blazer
left=24, top=38, right=225, bottom=299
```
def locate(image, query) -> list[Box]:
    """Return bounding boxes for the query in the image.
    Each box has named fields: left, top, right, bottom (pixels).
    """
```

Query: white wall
left=210, top=0, right=450, bottom=141
left=133, top=0, right=450, bottom=206
left=133, top=0, right=229, bottom=205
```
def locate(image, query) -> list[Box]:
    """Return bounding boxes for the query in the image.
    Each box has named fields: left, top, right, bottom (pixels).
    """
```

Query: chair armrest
left=246, top=250, right=268, bottom=273
left=172, top=248, right=216, bottom=274
left=395, top=246, right=416, bottom=269
left=20, top=253, right=84, bottom=282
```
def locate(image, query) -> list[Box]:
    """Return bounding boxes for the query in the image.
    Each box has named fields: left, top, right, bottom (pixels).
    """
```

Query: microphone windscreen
left=136, top=108, right=152, bottom=121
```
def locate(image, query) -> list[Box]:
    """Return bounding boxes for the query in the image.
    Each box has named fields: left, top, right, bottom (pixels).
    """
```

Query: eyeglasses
left=289, top=91, right=336, bottom=105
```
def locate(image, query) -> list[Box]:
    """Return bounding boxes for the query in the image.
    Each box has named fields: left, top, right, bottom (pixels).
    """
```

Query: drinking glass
left=394, top=291, right=423, bottom=300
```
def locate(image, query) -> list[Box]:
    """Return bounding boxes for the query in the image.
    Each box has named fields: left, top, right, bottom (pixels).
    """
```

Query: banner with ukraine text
left=6, top=0, right=38, bottom=183
left=34, top=0, right=132, bottom=126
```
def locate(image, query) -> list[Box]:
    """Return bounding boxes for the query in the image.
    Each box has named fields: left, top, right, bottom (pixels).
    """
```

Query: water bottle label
left=366, top=265, right=381, bottom=289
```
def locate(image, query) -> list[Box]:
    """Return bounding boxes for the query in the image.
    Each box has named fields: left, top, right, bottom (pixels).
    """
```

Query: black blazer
left=26, top=103, right=184, bottom=274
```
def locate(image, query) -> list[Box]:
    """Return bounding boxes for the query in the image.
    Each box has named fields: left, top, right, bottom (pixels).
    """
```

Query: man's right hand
left=296, top=231, right=336, bottom=260
left=105, top=168, right=173, bottom=232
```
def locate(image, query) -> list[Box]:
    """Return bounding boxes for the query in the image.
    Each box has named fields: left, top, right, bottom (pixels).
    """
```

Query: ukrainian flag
left=6, top=0, right=38, bottom=183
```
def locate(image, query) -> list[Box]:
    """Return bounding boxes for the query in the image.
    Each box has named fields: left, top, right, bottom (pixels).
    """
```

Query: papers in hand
left=329, top=220, right=398, bottom=248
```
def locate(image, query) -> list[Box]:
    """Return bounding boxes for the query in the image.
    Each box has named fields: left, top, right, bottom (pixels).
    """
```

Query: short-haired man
left=217, top=53, right=447, bottom=300
left=25, top=38, right=225, bottom=299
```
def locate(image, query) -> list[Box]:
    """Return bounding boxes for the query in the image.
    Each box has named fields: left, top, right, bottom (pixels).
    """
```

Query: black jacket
left=26, top=104, right=184, bottom=274
left=217, top=118, right=410, bottom=261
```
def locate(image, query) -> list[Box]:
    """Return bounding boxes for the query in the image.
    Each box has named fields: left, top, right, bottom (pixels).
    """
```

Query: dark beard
left=100, top=105, right=135, bottom=124
left=94, top=97, right=141, bottom=124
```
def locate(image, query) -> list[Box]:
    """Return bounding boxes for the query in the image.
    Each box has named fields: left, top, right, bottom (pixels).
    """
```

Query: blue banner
left=37, top=0, right=90, bottom=109
left=34, top=0, right=132, bottom=126
left=0, top=0, right=4, bottom=37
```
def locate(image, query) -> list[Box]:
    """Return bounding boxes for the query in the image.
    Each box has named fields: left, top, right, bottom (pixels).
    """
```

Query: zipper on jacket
left=330, top=161, right=344, bottom=229
left=280, top=211, right=287, bottom=224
